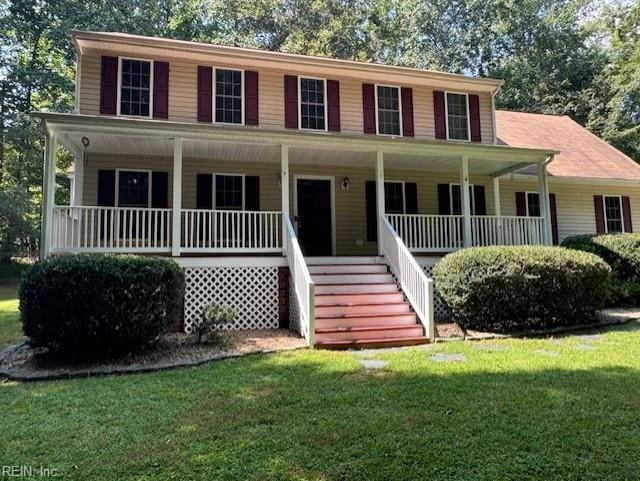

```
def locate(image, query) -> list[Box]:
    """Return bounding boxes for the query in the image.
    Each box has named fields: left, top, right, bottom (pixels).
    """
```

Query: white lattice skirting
left=288, top=276, right=301, bottom=335
left=184, top=266, right=279, bottom=333
left=415, top=257, right=451, bottom=322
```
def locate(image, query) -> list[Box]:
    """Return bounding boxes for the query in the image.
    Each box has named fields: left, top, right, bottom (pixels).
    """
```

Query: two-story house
left=34, top=31, right=640, bottom=348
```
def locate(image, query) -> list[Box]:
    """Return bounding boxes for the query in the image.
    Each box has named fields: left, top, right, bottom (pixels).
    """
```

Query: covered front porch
left=39, top=113, right=556, bottom=259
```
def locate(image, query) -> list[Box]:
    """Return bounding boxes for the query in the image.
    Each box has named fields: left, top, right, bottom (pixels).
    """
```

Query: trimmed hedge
left=433, top=246, right=610, bottom=332
left=562, top=233, right=640, bottom=305
left=19, top=255, right=185, bottom=358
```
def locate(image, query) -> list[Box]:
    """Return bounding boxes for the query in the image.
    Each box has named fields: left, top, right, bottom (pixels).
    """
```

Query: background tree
left=0, top=0, right=637, bottom=260
left=588, top=1, right=640, bottom=160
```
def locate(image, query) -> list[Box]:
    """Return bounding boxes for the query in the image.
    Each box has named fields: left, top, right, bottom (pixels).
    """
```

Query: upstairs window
left=446, top=92, right=470, bottom=141
left=384, top=181, right=405, bottom=214
left=450, top=183, right=475, bottom=215
left=119, top=59, right=152, bottom=117
left=526, top=192, right=541, bottom=217
left=215, top=69, right=243, bottom=124
left=215, top=174, right=244, bottom=210
left=604, top=195, right=624, bottom=233
left=117, top=170, right=150, bottom=207
left=299, top=78, right=326, bottom=130
left=376, top=85, right=401, bottom=136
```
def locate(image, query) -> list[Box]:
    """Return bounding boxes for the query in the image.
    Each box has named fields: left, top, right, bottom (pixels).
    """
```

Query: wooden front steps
left=309, top=258, right=429, bottom=349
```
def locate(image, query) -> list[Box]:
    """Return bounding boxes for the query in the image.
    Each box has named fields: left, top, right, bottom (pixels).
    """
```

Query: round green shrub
left=562, top=233, right=640, bottom=305
left=19, top=255, right=185, bottom=358
left=433, top=246, right=610, bottom=332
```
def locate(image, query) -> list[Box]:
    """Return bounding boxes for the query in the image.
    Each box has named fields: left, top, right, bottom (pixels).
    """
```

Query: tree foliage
left=0, top=0, right=637, bottom=259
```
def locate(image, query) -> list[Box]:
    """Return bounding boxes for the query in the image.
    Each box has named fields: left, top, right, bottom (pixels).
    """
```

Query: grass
left=1, top=298, right=639, bottom=481
left=0, top=260, right=26, bottom=348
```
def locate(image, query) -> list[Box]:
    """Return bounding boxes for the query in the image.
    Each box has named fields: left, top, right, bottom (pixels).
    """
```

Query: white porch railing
left=472, top=215, right=545, bottom=246
left=387, top=213, right=545, bottom=251
left=51, top=206, right=172, bottom=253
left=284, top=215, right=315, bottom=346
left=380, top=215, right=435, bottom=340
left=181, top=209, right=282, bottom=253
left=386, top=214, right=463, bottom=252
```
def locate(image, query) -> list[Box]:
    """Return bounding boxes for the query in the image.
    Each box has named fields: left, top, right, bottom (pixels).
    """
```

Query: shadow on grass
left=2, top=349, right=639, bottom=481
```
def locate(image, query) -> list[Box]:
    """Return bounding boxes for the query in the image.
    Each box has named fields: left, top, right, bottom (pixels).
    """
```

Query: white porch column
left=492, top=177, right=501, bottom=217
left=376, top=151, right=385, bottom=255
left=538, top=161, right=552, bottom=245
left=171, top=138, right=183, bottom=256
left=493, top=176, right=503, bottom=244
left=281, top=145, right=289, bottom=255
left=41, top=132, right=57, bottom=258
left=460, top=156, right=472, bottom=247
left=73, top=154, right=84, bottom=206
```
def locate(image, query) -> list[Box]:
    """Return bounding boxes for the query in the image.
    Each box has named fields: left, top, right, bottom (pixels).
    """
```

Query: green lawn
left=0, top=283, right=24, bottom=348
left=0, top=261, right=26, bottom=348
left=1, top=295, right=639, bottom=481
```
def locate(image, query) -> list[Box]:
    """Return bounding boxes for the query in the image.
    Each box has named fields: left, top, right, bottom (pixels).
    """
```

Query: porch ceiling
left=40, top=112, right=556, bottom=176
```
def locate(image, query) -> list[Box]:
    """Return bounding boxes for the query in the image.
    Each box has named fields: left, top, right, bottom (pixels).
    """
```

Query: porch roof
left=34, top=112, right=557, bottom=176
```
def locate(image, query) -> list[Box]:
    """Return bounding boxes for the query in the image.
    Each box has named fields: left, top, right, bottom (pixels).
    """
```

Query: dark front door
left=297, top=179, right=332, bottom=256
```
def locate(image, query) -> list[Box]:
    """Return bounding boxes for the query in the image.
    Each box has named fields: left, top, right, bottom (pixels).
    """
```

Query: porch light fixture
left=341, top=177, right=350, bottom=191
left=82, top=136, right=90, bottom=167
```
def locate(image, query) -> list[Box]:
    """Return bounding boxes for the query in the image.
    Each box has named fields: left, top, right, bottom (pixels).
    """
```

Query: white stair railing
left=284, top=215, right=315, bottom=346
left=380, top=215, right=435, bottom=340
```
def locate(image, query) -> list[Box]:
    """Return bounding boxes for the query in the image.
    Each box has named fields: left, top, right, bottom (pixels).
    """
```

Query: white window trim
left=115, top=169, right=152, bottom=208
left=602, top=194, right=625, bottom=233
left=374, top=84, right=403, bottom=137
left=444, top=91, right=471, bottom=142
left=212, top=67, right=245, bottom=126
left=116, top=57, right=154, bottom=119
left=449, top=182, right=475, bottom=215
left=213, top=173, right=246, bottom=210
left=297, top=76, right=328, bottom=132
left=525, top=191, right=541, bottom=218
left=384, top=180, right=406, bottom=214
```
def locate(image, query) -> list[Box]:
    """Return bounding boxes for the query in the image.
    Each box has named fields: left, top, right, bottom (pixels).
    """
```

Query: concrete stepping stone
left=575, top=334, right=601, bottom=341
left=575, top=343, right=596, bottom=351
left=534, top=349, right=561, bottom=357
left=430, top=353, right=466, bottom=362
left=359, top=359, right=388, bottom=369
left=472, top=343, right=507, bottom=352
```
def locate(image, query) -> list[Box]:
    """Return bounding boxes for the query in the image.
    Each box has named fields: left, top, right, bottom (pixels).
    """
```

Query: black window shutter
left=196, top=174, right=213, bottom=209
left=365, top=181, right=377, bottom=241
left=437, top=184, right=450, bottom=215
left=245, top=176, right=260, bottom=211
left=516, top=192, right=527, bottom=216
left=97, top=170, right=116, bottom=206
left=405, top=183, right=418, bottom=214
left=151, top=171, right=169, bottom=208
left=473, top=185, right=486, bottom=215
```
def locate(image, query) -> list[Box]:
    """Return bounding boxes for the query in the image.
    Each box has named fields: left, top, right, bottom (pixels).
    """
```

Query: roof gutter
left=490, top=83, right=502, bottom=144
left=73, top=36, right=81, bottom=114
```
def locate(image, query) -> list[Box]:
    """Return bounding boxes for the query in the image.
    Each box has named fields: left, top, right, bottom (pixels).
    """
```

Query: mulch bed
left=435, top=322, right=465, bottom=340
left=0, top=329, right=306, bottom=382
left=436, top=307, right=640, bottom=341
